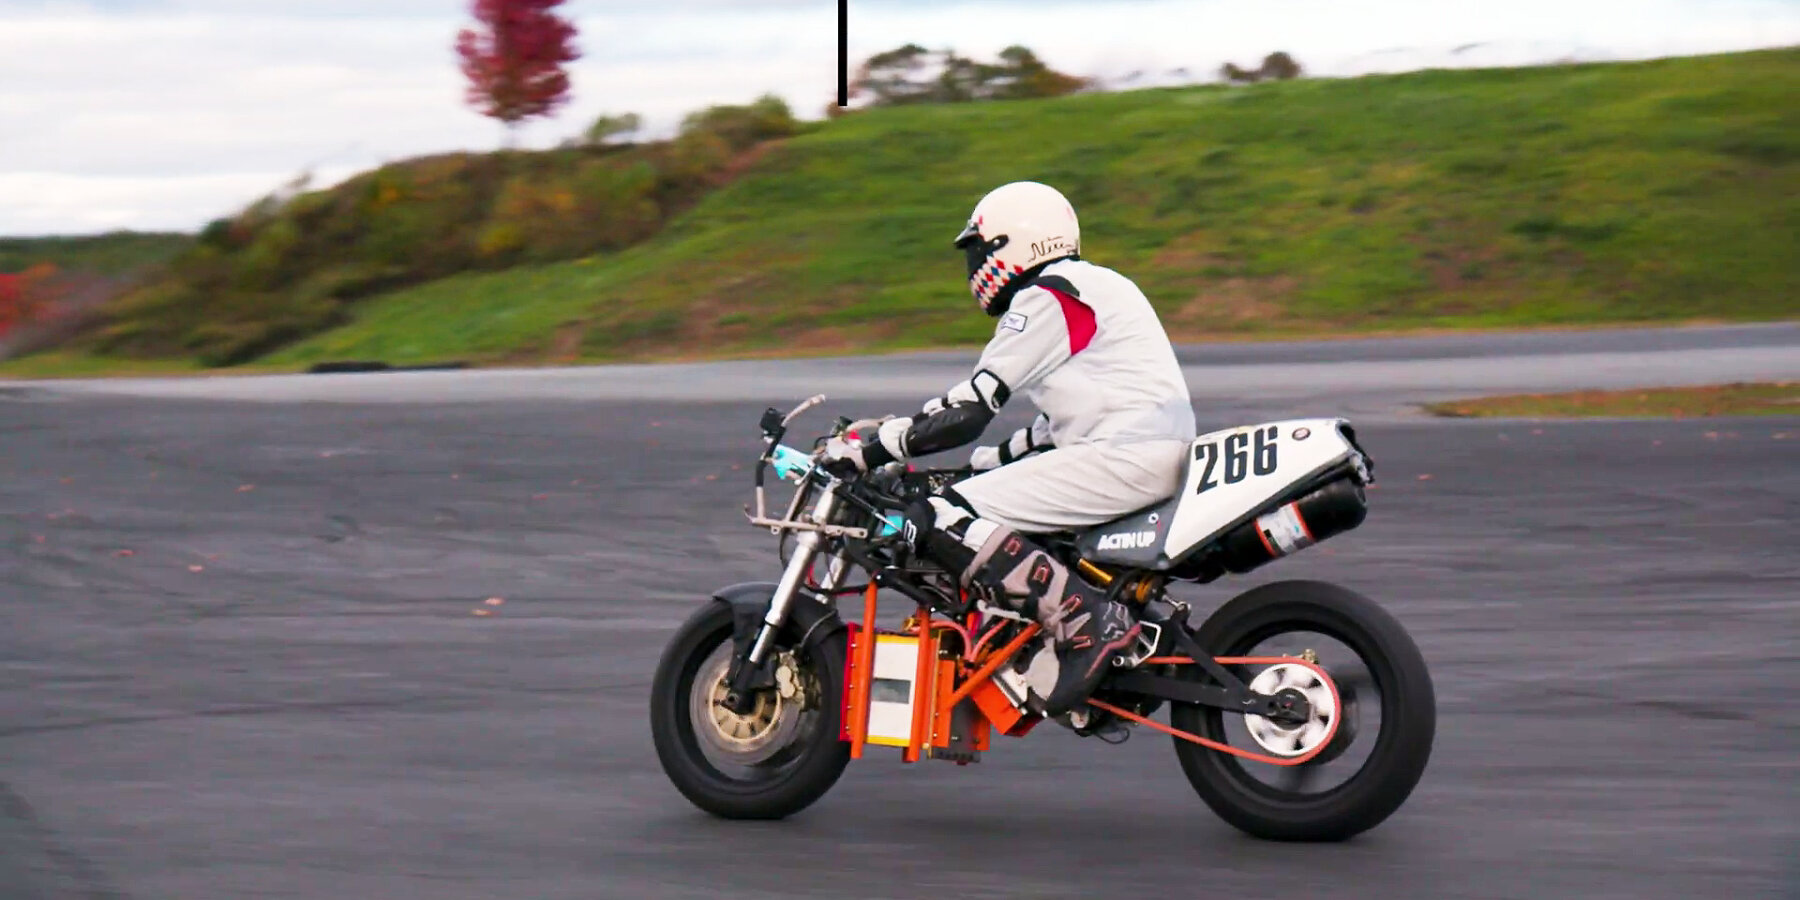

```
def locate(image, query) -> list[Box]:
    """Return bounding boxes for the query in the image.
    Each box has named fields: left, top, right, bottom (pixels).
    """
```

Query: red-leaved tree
left=0, top=274, right=21, bottom=338
left=0, top=264, right=56, bottom=340
left=455, top=0, right=581, bottom=144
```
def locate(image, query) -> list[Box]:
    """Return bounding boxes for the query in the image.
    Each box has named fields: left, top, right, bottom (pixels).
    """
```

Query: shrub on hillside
left=477, top=158, right=663, bottom=264
left=232, top=217, right=303, bottom=291
left=572, top=160, right=662, bottom=248
left=182, top=288, right=345, bottom=367
left=486, top=174, right=583, bottom=261
left=679, top=95, right=798, bottom=152
left=351, top=163, right=493, bottom=275
left=82, top=108, right=794, bottom=364
left=652, top=129, right=734, bottom=188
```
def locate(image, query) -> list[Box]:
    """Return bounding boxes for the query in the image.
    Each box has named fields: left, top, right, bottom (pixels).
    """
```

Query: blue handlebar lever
left=769, top=443, right=814, bottom=481
left=766, top=443, right=902, bottom=537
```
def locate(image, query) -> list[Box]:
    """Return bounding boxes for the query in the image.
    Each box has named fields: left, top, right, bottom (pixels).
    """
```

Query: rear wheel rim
left=1242, top=663, right=1338, bottom=758
left=1192, top=620, right=1392, bottom=802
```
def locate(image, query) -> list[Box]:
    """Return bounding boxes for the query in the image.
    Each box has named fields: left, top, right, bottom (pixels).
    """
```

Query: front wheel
left=649, top=599, right=851, bottom=819
left=1170, top=580, right=1436, bottom=841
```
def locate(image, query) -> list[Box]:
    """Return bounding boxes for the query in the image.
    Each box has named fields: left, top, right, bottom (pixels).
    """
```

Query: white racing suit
left=861, top=258, right=1196, bottom=716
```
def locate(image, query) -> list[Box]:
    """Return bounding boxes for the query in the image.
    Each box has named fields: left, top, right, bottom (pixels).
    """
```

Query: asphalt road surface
left=15, top=322, right=1800, bottom=419
left=3, top=324, right=1798, bottom=900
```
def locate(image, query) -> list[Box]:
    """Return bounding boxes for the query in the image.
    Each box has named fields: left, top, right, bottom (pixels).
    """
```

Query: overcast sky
left=1, top=0, right=1795, bottom=237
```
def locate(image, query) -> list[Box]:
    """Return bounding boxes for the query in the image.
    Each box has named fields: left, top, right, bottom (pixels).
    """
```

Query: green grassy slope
left=272, top=49, right=1799, bottom=367
left=9, top=49, right=1795, bottom=378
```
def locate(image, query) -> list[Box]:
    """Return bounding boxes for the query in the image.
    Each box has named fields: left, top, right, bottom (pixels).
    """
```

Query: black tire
left=1170, top=580, right=1436, bottom=841
left=649, top=600, right=851, bottom=819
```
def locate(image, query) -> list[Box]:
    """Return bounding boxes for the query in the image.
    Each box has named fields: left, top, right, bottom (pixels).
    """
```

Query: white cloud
left=0, top=0, right=1795, bottom=235
left=0, top=167, right=362, bottom=234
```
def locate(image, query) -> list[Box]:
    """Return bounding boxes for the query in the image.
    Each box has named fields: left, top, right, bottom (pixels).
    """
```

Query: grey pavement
left=6, top=323, right=1797, bottom=424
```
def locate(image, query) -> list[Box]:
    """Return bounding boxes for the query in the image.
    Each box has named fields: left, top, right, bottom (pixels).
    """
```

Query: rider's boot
left=906, top=497, right=1143, bottom=718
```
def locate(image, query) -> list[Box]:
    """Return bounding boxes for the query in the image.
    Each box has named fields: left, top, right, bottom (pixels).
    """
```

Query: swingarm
left=1130, top=610, right=1287, bottom=716
left=1106, top=670, right=1301, bottom=721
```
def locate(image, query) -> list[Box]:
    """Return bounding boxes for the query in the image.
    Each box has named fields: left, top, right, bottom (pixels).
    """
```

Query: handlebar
left=746, top=396, right=981, bottom=546
left=747, top=394, right=905, bottom=541
left=776, top=393, right=827, bottom=429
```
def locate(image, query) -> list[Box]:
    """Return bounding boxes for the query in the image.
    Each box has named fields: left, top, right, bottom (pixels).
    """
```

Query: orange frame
left=840, top=585, right=1045, bottom=763
left=841, top=584, right=881, bottom=759
left=839, top=586, right=1339, bottom=767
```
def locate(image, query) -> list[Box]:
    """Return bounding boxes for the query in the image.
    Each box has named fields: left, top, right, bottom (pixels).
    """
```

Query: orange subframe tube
left=843, top=582, right=879, bottom=759
left=903, top=606, right=935, bottom=763
left=943, top=622, right=1040, bottom=710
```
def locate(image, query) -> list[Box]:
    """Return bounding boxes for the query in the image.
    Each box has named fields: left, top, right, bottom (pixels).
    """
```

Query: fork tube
left=818, top=551, right=850, bottom=591
left=745, top=489, right=838, bottom=668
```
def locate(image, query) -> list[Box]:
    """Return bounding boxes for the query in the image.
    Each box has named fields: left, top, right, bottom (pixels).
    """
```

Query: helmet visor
left=958, top=231, right=1007, bottom=280
left=961, top=237, right=987, bottom=280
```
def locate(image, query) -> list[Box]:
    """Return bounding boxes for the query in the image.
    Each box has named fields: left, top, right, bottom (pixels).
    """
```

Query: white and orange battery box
left=841, top=617, right=1039, bottom=764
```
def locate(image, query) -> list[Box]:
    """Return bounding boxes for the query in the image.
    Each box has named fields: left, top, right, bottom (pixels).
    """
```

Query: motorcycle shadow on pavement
left=621, top=739, right=1456, bottom=898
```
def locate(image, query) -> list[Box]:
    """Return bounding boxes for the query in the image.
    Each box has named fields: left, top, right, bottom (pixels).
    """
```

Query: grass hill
left=11, top=48, right=1799, bottom=375
left=66, top=95, right=800, bottom=368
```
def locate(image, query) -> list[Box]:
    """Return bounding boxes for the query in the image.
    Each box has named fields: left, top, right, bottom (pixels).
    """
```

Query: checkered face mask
left=961, top=233, right=1020, bottom=315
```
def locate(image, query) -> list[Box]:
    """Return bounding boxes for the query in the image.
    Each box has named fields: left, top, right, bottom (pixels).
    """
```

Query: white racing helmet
left=954, top=181, right=1081, bottom=316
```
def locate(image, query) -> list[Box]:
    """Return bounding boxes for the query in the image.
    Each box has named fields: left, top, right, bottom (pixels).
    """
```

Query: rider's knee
left=900, top=497, right=937, bottom=549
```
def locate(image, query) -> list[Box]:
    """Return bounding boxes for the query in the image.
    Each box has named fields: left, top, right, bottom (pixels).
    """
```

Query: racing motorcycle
left=649, top=395, right=1436, bottom=841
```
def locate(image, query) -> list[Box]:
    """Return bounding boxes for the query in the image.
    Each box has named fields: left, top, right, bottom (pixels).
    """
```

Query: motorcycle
left=649, top=395, right=1436, bottom=841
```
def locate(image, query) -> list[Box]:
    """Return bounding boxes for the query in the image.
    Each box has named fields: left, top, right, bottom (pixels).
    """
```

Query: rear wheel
left=649, top=600, right=851, bottom=819
left=1170, top=580, right=1435, bottom=841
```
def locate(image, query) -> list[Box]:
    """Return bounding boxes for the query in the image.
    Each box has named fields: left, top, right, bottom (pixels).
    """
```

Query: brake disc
left=691, top=650, right=813, bottom=766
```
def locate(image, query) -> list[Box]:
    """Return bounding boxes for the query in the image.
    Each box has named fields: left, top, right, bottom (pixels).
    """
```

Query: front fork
left=722, top=490, right=842, bottom=713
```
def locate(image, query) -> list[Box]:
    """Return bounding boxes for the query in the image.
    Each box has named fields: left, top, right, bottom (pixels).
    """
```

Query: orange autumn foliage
left=0, top=263, right=59, bottom=337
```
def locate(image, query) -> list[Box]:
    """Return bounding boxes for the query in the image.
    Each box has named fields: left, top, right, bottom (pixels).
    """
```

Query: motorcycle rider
left=822, top=180, right=1196, bottom=717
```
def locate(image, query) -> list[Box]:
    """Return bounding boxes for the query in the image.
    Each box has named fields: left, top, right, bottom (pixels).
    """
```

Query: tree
left=0, top=263, right=57, bottom=339
left=850, top=43, right=935, bottom=106
left=848, top=44, right=1089, bottom=107
left=0, top=274, right=19, bottom=338
left=1259, top=51, right=1303, bottom=80
left=455, top=0, right=581, bottom=144
left=992, top=46, right=1088, bottom=99
left=1220, top=62, right=1260, bottom=84
left=1219, top=52, right=1304, bottom=85
left=585, top=112, right=641, bottom=147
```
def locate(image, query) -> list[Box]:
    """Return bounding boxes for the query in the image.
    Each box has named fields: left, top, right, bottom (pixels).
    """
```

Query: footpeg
left=1112, top=620, right=1162, bottom=669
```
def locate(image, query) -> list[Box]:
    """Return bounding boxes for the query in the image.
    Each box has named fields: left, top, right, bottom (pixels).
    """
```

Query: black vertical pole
left=837, top=0, right=848, bottom=106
